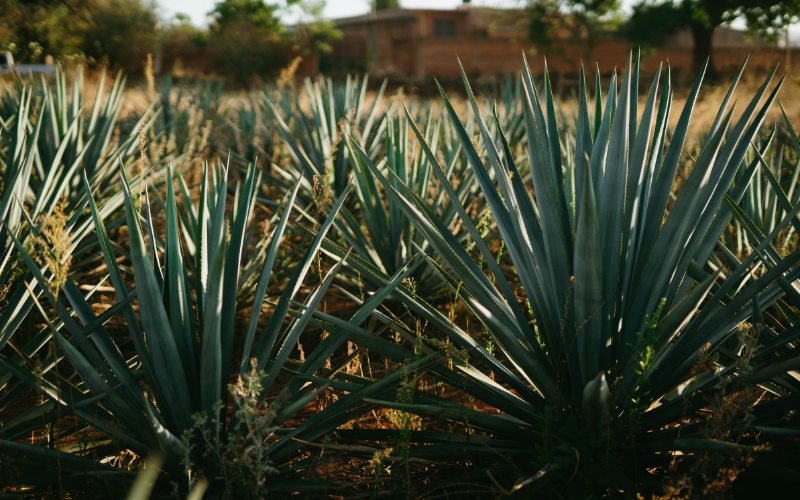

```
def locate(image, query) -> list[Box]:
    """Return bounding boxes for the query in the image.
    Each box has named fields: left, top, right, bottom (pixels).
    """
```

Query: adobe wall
left=415, top=37, right=798, bottom=82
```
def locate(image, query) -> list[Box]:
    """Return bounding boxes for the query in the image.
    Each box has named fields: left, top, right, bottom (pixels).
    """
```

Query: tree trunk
left=691, top=22, right=718, bottom=80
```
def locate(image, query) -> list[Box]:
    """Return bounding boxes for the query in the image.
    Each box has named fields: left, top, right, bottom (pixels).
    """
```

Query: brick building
left=330, top=7, right=530, bottom=80
left=329, top=7, right=792, bottom=82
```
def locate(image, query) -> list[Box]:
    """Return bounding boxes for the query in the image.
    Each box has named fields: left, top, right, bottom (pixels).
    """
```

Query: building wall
left=418, top=37, right=794, bottom=81
left=331, top=15, right=419, bottom=77
left=331, top=9, right=793, bottom=82
left=418, top=37, right=528, bottom=78
left=417, top=10, right=470, bottom=39
left=528, top=39, right=790, bottom=77
left=663, top=27, right=770, bottom=50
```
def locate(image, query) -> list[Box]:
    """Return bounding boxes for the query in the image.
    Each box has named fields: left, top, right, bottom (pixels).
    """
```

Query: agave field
left=1, top=53, right=800, bottom=498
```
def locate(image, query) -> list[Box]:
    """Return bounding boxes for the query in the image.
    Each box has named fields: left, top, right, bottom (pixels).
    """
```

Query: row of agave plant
left=1, top=52, right=799, bottom=498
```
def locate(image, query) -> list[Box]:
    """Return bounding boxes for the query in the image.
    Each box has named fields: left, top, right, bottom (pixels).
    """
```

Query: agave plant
left=0, top=68, right=156, bottom=442
left=481, top=72, right=527, bottom=149
left=265, top=74, right=388, bottom=197
left=1, top=160, right=418, bottom=496
left=156, top=75, right=223, bottom=159
left=269, top=76, right=482, bottom=298
left=346, top=54, right=800, bottom=495
left=1, top=68, right=155, bottom=327
left=334, top=109, right=479, bottom=298
left=711, top=116, right=800, bottom=491
left=723, top=110, right=800, bottom=260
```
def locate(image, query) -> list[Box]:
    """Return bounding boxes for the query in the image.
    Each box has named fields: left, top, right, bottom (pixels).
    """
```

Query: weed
left=26, top=205, right=72, bottom=298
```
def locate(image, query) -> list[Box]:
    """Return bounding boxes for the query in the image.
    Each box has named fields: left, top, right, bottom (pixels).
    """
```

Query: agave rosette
left=347, top=53, right=800, bottom=494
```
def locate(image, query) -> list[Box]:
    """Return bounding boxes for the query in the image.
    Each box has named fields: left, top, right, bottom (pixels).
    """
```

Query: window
left=434, top=19, right=457, bottom=38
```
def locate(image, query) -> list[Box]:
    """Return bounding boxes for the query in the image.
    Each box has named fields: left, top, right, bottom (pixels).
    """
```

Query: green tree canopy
left=210, top=0, right=287, bottom=32
left=527, top=0, right=622, bottom=56
left=0, top=0, right=157, bottom=72
left=207, top=0, right=339, bottom=83
left=626, top=0, right=800, bottom=76
left=0, top=0, right=89, bottom=62
left=374, top=0, right=400, bottom=10
left=160, top=12, right=210, bottom=74
left=289, top=0, right=341, bottom=56
left=0, top=0, right=337, bottom=82
left=85, top=0, right=158, bottom=71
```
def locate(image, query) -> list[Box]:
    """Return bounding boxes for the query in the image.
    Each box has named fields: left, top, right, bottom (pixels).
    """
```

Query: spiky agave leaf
left=0, top=68, right=158, bottom=447
left=354, top=54, right=800, bottom=494
left=5, top=159, right=416, bottom=494
left=270, top=76, right=479, bottom=298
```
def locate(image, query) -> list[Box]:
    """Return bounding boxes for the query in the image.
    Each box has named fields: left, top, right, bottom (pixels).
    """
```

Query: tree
left=0, top=1, right=89, bottom=62
left=161, top=13, right=210, bottom=75
left=624, top=1, right=687, bottom=49
left=288, top=0, right=341, bottom=60
left=207, top=0, right=339, bottom=83
left=210, top=0, right=285, bottom=32
left=0, top=0, right=156, bottom=72
left=208, top=1, right=287, bottom=83
left=84, top=0, right=158, bottom=73
left=374, top=0, right=400, bottom=10
left=527, top=0, right=622, bottom=57
left=627, top=1, right=800, bottom=77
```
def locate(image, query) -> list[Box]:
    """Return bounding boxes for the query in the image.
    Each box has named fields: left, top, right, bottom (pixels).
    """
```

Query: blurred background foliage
left=0, top=0, right=340, bottom=83
left=3, top=1, right=800, bottom=83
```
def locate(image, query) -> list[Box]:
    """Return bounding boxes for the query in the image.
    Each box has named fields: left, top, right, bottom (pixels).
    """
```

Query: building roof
left=333, top=8, right=467, bottom=26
